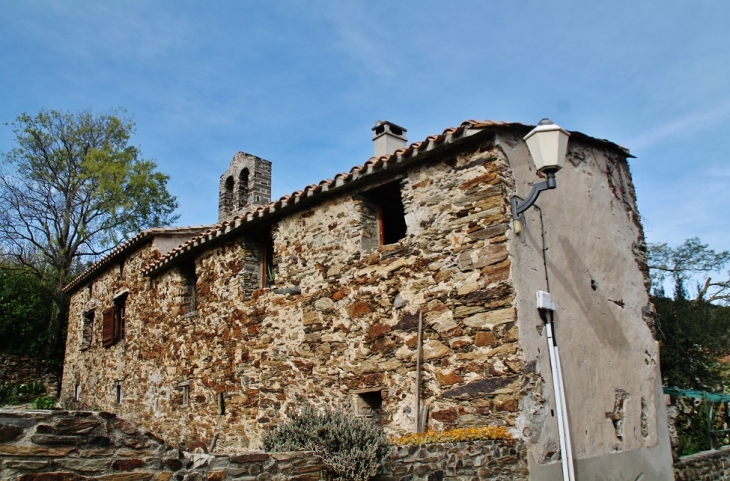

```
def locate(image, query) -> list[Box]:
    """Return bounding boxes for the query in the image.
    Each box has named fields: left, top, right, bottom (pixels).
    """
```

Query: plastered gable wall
left=61, top=134, right=537, bottom=452
left=500, top=133, right=673, bottom=479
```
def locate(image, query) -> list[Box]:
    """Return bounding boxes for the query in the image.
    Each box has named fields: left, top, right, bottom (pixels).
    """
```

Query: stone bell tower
left=218, top=152, right=272, bottom=221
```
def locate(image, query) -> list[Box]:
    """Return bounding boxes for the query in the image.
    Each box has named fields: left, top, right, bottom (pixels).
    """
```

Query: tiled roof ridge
left=68, top=118, right=630, bottom=279
left=141, top=119, right=633, bottom=276
left=63, top=225, right=212, bottom=293
left=141, top=120, right=514, bottom=276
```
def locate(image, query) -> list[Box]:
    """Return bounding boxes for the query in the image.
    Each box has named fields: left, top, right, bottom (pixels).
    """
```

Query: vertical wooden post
left=415, top=311, right=423, bottom=433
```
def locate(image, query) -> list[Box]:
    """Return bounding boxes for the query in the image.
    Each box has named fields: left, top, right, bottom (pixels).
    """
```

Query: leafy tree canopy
left=0, top=108, right=178, bottom=291
left=0, top=108, right=178, bottom=356
left=0, top=261, right=54, bottom=357
left=648, top=238, right=730, bottom=390
left=648, top=237, right=730, bottom=303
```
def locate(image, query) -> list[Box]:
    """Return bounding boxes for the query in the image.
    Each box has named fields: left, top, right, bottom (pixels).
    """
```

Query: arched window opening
left=238, top=168, right=250, bottom=209
left=224, top=176, right=234, bottom=215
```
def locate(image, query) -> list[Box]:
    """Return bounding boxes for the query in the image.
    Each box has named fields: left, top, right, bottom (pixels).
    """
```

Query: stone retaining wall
left=0, top=409, right=527, bottom=480
left=0, top=354, right=60, bottom=398
left=674, top=446, right=730, bottom=481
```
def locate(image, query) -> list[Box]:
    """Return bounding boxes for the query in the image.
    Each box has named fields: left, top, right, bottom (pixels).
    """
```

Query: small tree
left=648, top=237, right=730, bottom=303
left=0, top=108, right=178, bottom=356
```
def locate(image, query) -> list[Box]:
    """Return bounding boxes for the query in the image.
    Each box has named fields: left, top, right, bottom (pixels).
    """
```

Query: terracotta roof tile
left=66, top=118, right=632, bottom=281
left=63, top=225, right=212, bottom=293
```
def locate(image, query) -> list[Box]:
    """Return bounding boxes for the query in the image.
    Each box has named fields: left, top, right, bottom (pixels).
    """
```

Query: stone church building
left=61, top=119, right=673, bottom=479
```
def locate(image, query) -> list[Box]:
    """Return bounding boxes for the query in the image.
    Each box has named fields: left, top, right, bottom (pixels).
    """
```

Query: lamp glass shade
left=523, top=121, right=570, bottom=173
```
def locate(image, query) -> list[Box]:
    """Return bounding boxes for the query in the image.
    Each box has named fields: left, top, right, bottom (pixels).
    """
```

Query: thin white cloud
left=323, top=2, right=397, bottom=78
left=8, top=2, right=190, bottom=62
left=628, top=101, right=730, bottom=149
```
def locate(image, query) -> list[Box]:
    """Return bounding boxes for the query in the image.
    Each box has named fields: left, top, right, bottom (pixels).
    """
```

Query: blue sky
left=1, top=1, right=729, bottom=260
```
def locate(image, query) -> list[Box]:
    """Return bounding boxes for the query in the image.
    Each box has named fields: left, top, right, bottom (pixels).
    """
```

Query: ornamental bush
left=262, top=405, right=390, bottom=481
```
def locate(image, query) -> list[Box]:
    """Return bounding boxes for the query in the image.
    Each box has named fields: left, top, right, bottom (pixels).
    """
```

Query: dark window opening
left=223, top=175, right=235, bottom=215
left=238, top=168, right=249, bottom=209
left=251, top=227, right=275, bottom=288
left=80, top=310, right=94, bottom=350
left=355, top=390, right=382, bottom=422
left=217, top=392, right=225, bottom=415
left=115, top=382, right=122, bottom=404
left=263, top=233, right=274, bottom=288
left=180, top=261, right=197, bottom=314
left=182, top=385, right=190, bottom=407
left=87, top=283, right=92, bottom=297
left=74, top=384, right=80, bottom=401
left=102, top=294, right=127, bottom=348
left=113, top=293, right=127, bottom=342
left=361, top=181, right=407, bottom=247
left=119, top=260, right=125, bottom=278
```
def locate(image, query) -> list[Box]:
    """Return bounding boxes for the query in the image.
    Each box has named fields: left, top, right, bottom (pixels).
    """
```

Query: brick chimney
left=372, top=120, right=407, bottom=157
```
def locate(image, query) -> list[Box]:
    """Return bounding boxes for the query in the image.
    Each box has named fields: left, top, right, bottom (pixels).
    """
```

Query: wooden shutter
left=102, top=308, right=115, bottom=347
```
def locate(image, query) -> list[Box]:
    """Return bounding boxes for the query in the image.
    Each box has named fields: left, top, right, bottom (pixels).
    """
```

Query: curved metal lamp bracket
left=510, top=170, right=557, bottom=224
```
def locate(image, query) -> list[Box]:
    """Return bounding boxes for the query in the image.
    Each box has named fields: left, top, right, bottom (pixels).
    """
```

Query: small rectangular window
left=115, top=381, right=122, bottom=405
left=80, top=311, right=94, bottom=350
left=113, top=293, right=127, bottom=342
left=182, top=385, right=190, bottom=407
left=180, top=262, right=197, bottom=314
left=354, top=389, right=383, bottom=422
left=360, top=181, right=407, bottom=249
left=217, top=392, right=226, bottom=415
left=248, top=227, right=275, bottom=289
left=74, top=384, right=81, bottom=401
left=261, top=231, right=275, bottom=288
left=178, top=380, right=191, bottom=407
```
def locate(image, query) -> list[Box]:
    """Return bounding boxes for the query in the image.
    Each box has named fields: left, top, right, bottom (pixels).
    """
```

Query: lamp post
left=513, top=119, right=575, bottom=481
left=510, top=119, right=570, bottom=235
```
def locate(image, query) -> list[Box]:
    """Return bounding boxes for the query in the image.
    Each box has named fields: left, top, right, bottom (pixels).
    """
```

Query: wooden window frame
left=114, top=293, right=127, bottom=343
left=102, top=307, right=115, bottom=347
left=102, top=293, right=128, bottom=348
left=252, top=227, right=275, bottom=289
left=360, top=180, right=407, bottom=249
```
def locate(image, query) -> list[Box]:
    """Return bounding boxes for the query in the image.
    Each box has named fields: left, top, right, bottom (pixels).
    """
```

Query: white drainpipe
left=538, top=291, right=575, bottom=481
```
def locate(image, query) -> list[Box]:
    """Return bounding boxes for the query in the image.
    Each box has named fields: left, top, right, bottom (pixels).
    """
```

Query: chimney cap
left=372, top=120, right=407, bottom=138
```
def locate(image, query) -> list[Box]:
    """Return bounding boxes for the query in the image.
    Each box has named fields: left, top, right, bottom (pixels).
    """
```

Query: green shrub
left=263, top=405, right=390, bottom=481
left=0, top=382, right=46, bottom=405
left=32, top=395, right=56, bottom=409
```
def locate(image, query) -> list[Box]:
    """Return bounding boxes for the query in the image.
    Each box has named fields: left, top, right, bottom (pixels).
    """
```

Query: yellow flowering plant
left=390, top=426, right=512, bottom=446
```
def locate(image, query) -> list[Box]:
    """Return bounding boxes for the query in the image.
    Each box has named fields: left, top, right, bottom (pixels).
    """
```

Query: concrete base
left=528, top=444, right=672, bottom=480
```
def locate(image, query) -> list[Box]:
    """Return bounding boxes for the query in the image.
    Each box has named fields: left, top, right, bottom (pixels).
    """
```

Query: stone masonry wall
left=0, top=354, right=60, bottom=399
left=62, top=136, right=532, bottom=452
left=674, top=446, right=730, bottom=481
left=0, top=409, right=527, bottom=481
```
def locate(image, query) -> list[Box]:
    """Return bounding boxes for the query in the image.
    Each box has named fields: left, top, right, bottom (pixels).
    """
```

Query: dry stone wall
left=0, top=355, right=60, bottom=398
left=62, top=137, right=533, bottom=453
left=674, top=446, right=730, bottom=481
left=0, top=409, right=527, bottom=481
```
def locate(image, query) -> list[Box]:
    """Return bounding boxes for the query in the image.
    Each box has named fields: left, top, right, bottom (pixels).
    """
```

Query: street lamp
left=510, top=119, right=570, bottom=234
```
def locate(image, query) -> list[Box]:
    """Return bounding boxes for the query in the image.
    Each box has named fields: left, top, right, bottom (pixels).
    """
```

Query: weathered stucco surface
left=501, top=133, right=673, bottom=479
